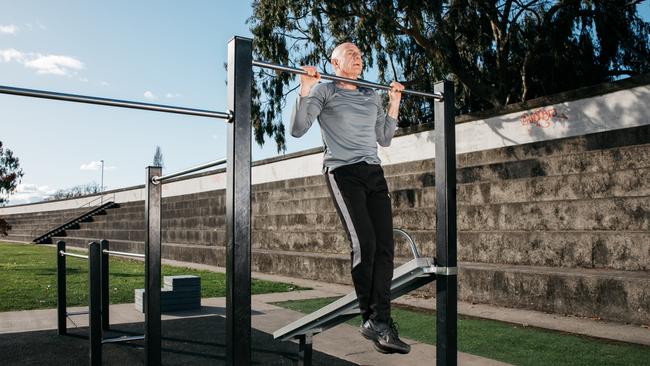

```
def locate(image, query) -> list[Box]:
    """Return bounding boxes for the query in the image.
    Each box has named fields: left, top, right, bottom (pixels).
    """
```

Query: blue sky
left=0, top=1, right=323, bottom=204
left=1, top=1, right=649, bottom=205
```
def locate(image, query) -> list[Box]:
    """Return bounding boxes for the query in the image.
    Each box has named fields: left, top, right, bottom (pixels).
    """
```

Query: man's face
left=331, top=43, right=363, bottom=78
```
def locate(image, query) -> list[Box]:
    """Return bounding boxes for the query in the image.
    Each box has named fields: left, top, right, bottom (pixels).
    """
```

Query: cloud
left=0, top=24, right=18, bottom=34
left=80, top=161, right=116, bottom=171
left=79, top=77, right=89, bottom=82
left=0, top=48, right=84, bottom=76
left=0, top=48, right=24, bottom=62
left=5, top=183, right=57, bottom=204
left=99, top=81, right=110, bottom=86
left=144, top=91, right=157, bottom=100
left=165, top=92, right=181, bottom=99
left=24, top=54, right=84, bottom=75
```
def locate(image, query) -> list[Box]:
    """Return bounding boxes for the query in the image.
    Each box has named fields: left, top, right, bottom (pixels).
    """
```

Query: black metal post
left=225, top=36, right=252, bottom=366
left=100, top=239, right=110, bottom=332
left=145, top=166, right=162, bottom=366
left=434, top=80, right=457, bottom=366
left=89, top=241, right=102, bottom=366
left=56, top=240, right=66, bottom=336
left=298, top=334, right=313, bottom=366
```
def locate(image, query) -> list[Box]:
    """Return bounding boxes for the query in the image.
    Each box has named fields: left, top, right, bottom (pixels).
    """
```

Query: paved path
left=0, top=288, right=510, bottom=365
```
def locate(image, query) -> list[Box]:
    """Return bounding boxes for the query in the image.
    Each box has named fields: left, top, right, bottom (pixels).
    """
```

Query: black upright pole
left=88, top=241, right=102, bottom=366
left=100, top=239, right=110, bottom=332
left=225, top=36, right=252, bottom=366
left=56, top=240, right=66, bottom=336
left=145, top=166, right=162, bottom=366
left=434, top=80, right=457, bottom=366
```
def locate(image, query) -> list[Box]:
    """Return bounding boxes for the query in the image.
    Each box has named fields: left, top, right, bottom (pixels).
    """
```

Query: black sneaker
left=372, top=319, right=411, bottom=354
left=359, top=319, right=378, bottom=341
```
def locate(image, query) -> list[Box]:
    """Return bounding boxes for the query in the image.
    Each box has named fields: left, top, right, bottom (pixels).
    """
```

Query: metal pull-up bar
left=0, top=85, right=233, bottom=120
left=150, top=157, right=227, bottom=184
left=252, top=60, right=444, bottom=101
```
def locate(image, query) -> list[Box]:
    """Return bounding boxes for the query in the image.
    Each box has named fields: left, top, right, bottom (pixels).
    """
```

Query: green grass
left=274, top=297, right=650, bottom=366
left=0, top=242, right=307, bottom=312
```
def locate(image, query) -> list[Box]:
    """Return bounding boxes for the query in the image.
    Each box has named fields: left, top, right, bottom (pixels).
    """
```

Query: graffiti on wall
left=520, top=107, right=569, bottom=128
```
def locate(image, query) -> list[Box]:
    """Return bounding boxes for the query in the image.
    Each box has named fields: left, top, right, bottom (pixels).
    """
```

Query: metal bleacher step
left=273, top=256, right=438, bottom=341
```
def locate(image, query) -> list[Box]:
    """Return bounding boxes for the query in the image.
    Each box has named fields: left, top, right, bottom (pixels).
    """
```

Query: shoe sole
left=373, top=341, right=411, bottom=355
left=359, top=327, right=377, bottom=341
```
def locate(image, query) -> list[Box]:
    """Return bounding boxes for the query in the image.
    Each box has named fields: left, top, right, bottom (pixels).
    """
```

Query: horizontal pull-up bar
left=0, top=85, right=233, bottom=120
left=151, top=157, right=227, bottom=184
left=252, top=60, right=444, bottom=101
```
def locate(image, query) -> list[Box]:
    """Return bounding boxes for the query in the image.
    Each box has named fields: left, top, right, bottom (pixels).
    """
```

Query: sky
left=1, top=1, right=649, bottom=205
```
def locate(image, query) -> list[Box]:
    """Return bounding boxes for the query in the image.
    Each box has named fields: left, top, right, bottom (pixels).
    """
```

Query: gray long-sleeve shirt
left=290, top=82, right=398, bottom=172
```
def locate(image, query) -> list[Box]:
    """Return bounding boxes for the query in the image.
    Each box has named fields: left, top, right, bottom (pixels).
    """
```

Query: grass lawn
left=0, top=242, right=307, bottom=312
left=274, top=297, right=650, bottom=366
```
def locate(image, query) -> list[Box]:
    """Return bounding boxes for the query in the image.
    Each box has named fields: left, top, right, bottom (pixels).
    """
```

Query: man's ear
left=331, top=58, right=339, bottom=70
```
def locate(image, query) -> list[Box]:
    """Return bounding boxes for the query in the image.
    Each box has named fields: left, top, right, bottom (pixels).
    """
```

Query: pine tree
left=152, top=146, right=164, bottom=168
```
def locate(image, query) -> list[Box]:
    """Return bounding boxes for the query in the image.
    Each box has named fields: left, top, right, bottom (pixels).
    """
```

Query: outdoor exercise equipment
left=2, top=35, right=457, bottom=366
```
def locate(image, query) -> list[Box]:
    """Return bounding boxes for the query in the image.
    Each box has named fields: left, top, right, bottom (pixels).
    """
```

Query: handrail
left=393, top=228, right=421, bottom=259
left=252, top=60, right=444, bottom=101
left=31, top=193, right=116, bottom=240
left=151, top=157, right=227, bottom=184
left=59, top=250, right=89, bottom=259
left=102, top=249, right=145, bottom=259
left=0, top=85, right=233, bottom=120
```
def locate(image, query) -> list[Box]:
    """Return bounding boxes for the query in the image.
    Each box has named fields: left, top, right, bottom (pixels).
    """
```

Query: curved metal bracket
left=393, top=228, right=421, bottom=259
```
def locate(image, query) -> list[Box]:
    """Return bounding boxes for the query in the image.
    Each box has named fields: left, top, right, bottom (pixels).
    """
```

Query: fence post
left=88, top=241, right=102, bottom=366
left=56, top=240, right=66, bottom=336
left=144, top=166, right=162, bottom=366
left=434, top=80, right=457, bottom=366
left=225, top=36, right=252, bottom=366
left=100, top=239, right=110, bottom=332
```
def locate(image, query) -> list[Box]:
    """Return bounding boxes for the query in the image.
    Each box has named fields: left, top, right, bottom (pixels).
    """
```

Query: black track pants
left=325, top=162, right=394, bottom=323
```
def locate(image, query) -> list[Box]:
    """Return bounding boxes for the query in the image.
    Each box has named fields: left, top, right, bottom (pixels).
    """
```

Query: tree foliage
left=0, top=141, right=24, bottom=207
left=0, top=141, right=24, bottom=235
left=48, top=182, right=102, bottom=200
left=153, top=146, right=164, bottom=168
left=249, top=0, right=650, bottom=151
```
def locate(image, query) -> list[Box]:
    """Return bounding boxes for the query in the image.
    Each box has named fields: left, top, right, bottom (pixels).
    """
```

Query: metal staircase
left=33, top=201, right=117, bottom=244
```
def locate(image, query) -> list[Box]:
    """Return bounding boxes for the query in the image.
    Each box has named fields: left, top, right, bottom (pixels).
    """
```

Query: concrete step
left=1, top=234, right=33, bottom=243
left=161, top=197, right=225, bottom=211
left=251, top=192, right=649, bottom=231
left=250, top=228, right=650, bottom=271
left=77, top=220, right=145, bottom=231
left=459, top=196, right=649, bottom=231
left=57, top=228, right=225, bottom=245
left=459, top=230, right=650, bottom=271
left=92, top=212, right=145, bottom=222
left=248, top=136, right=650, bottom=195
left=246, top=248, right=650, bottom=325
left=251, top=164, right=650, bottom=209
left=384, top=143, right=650, bottom=192
left=457, top=123, right=650, bottom=167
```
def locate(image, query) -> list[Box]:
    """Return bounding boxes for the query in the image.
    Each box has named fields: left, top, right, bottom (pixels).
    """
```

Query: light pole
left=100, top=160, right=104, bottom=204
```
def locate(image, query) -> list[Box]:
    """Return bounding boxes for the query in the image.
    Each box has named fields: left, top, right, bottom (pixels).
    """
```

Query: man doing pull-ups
left=290, top=42, right=410, bottom=355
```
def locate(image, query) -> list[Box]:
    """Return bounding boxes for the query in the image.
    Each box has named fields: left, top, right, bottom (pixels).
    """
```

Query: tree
left=0, top=141, right=24, bottom=235
left=48, top=182, right=102, bottom=200
left=152, top=146, right=164, bottom=168
left=249, top=0, right=650, bottom=151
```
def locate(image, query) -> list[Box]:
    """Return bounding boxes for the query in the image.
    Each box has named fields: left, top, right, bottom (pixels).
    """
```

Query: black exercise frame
left=6, top=36, right=457, bottom=366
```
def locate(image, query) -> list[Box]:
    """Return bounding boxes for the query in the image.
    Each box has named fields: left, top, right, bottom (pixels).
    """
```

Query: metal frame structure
left=11, top=34, right=456, bottom=366
left=273, top=230, right=437, bottom=366
left=253, top=59, right=458, bottom=365
left=56, top=241, right=102, bottom=365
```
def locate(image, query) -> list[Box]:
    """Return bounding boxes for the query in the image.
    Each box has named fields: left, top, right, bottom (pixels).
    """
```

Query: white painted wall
left=2, top=83, right=648, bottom=216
